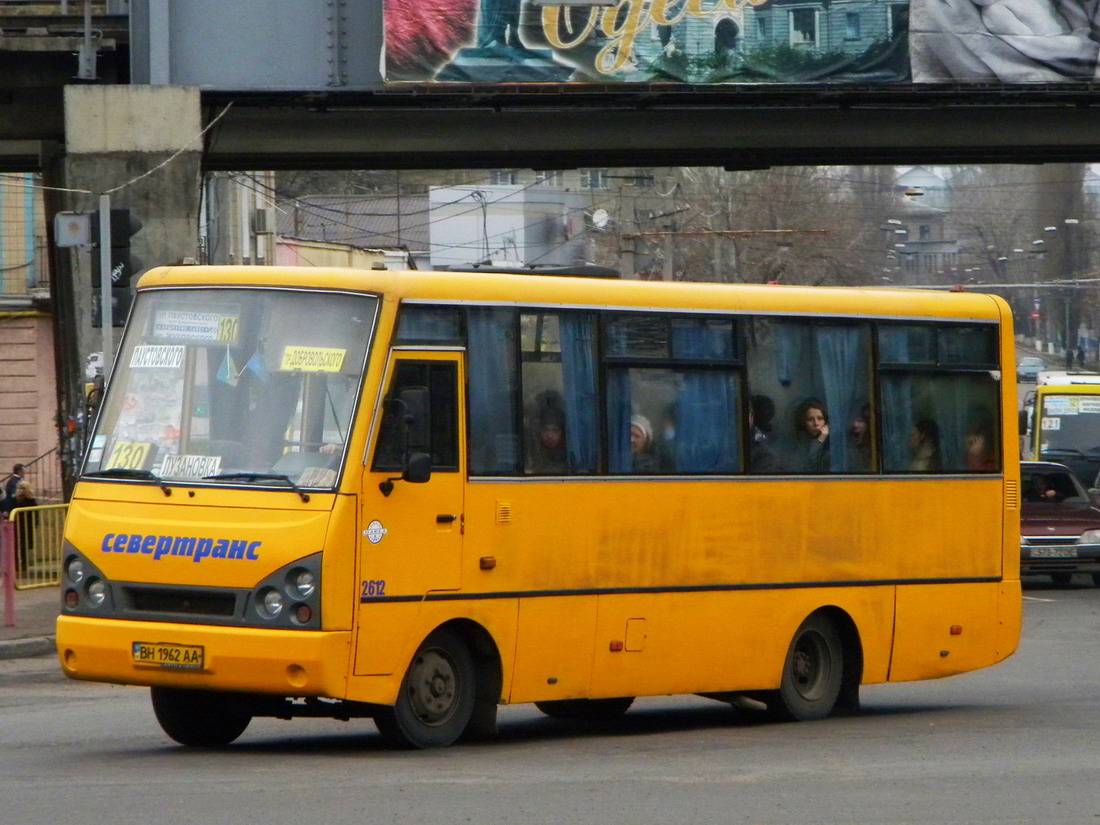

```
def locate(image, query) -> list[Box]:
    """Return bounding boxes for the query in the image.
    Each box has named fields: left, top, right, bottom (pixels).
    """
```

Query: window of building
left=845, top=12, right=861, bottom=40
left=581, top=169, right=609, bottom=190
left=534, top=170, right=563, bottom=186
left=889, top=3, right=910, bottom=39
left=488, top=169, right=520, bottom=185
left=790, top=8, right=818, bottom=46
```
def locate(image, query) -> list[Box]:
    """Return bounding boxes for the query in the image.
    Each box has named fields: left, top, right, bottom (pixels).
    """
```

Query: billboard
left=384, top=0, right=1100, bottom=85
left=384, top=0, right=910, bottom=84
left=912, top=0, right=1100, bottom=82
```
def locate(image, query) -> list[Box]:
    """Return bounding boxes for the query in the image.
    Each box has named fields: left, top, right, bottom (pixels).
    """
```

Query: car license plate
left=1030, top=546, right=1078, bottom=559
left=132, top=641, right=204, bottom=670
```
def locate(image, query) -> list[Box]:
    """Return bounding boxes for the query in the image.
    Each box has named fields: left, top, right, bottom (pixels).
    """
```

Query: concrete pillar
left=58, top=85, right=202, bottom=375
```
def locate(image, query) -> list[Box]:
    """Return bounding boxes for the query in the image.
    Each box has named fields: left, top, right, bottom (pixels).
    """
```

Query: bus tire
left=534, top=697, right=634, bottom=719
left=769, top=613, right=843, bottom=722
left=374, top=629, right=476, bottom=749
left=150, top=687, right=252, bottom=747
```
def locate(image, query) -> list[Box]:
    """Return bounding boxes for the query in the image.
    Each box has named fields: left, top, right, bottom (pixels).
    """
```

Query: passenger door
left=354, top=353, right=465, bottom=676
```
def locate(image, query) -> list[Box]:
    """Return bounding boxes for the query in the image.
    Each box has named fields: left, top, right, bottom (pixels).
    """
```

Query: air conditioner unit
left=252, top=207, right=276, bottom=235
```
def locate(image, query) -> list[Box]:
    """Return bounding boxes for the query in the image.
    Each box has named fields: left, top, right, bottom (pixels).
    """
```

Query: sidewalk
left=0, top=585, right=58, bottom=660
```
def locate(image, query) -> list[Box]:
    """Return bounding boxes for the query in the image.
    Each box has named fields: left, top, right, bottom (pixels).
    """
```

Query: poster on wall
left=910, top=0, right=1100, bottom=82
left=383, top=0, right=911, bottom=85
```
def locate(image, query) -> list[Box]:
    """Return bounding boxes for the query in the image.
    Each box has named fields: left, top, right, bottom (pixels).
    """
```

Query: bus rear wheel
left=763, top=613, right=843, bottom=722
left=534, top=697, right=635, bottom=719
left=150, top=687, right=252, bottom=747
left=374, top=629, right=476, bottom=749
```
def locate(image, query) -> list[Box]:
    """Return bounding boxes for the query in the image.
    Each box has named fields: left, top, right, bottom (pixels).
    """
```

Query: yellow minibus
left=56, top=266, right=1021, bottom=748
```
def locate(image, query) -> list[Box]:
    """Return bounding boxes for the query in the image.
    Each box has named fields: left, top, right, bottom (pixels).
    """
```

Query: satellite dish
left=589, top=208, right=610, bottom=229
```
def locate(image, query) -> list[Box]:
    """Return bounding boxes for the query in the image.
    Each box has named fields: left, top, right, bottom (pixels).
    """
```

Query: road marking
left=1023, top=595, right=1056, bottom=602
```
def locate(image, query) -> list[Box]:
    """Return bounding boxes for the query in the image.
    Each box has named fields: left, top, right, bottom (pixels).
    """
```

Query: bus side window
left=878, top=322, right=1000, bottom=474
left=371, top=362, right=459, bottom=473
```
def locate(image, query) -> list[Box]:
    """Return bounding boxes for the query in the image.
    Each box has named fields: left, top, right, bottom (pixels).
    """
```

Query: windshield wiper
left=85, top=468, right=172, bottom=497
left=202, top=472, right=310, bottom=502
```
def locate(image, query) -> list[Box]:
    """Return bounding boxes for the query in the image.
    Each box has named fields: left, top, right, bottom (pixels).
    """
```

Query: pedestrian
left=4, top=463, right=24, bottom=504
left=6, top=480, right=38, bottom=574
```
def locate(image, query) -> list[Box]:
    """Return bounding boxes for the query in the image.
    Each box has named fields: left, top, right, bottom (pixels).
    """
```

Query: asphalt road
left=2, top=579, right=1098, bottom=825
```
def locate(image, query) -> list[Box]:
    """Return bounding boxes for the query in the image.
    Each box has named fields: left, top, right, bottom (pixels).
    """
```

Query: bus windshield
left=1038, top=393, right=1100, bottom=456
left=84, top=288, right=378, bottom=489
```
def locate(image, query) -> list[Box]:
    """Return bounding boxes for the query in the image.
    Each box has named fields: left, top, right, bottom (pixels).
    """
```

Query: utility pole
left=98, top=194, right=112, bottom=376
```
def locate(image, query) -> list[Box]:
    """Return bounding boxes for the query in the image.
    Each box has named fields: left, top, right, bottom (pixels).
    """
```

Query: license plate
left=132, top=642, right=205, bottom=670
left=1030, top=546, right=1078, bottom=559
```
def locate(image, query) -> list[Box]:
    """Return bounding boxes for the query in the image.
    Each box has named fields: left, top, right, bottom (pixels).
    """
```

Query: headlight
left=290, top=569, right=315, bottom=599
left=1078, top=529, right=1100, bottom=544
left=257, top=587, right=284, bottom=618
left=246, top=553, right=321, bottom=629
left=66, top=557, right=86, bottom=584
left=87, top=578, right=107, bottom=607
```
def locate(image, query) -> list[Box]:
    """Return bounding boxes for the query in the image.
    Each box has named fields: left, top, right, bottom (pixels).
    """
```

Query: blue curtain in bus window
left=777, top=323, right=801, bottom=386
left=467, top=308, right=519, bottom=474
left=930, top=377, right=966, bottom=471
left=560, top=314, right=598, bottom=473
left=880, top=374, right=915, bottom=472
left=671, top=321, right=738, bottom=472
left=815, top=326, right=863, bottom=473
left=607, top=370, right=633, bottom=473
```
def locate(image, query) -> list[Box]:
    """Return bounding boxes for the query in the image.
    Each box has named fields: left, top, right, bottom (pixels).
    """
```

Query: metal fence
left=8, top=504, right=67, bottom=590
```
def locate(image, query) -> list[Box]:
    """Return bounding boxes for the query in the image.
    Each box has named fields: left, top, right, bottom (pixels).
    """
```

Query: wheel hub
left=407, top=649, right=458, bottom=726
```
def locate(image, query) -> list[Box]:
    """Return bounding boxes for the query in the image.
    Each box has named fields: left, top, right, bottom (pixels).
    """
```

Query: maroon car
left=1021, top=461, right=1100, bottom=586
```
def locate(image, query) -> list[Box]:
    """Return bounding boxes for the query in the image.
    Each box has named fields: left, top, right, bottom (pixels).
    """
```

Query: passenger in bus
left=528, top=394, right=568, bottom=474
left=789, top=399, right=830, bottom=473
left=964, top=418, right=998, bottom=472
left=749, top=394, right=779, bottom=473
left=848, top=405, right=873, bottom=471
left=630, top=414, right=661, bottom=474
left=908, top=418, right=942, bottom=473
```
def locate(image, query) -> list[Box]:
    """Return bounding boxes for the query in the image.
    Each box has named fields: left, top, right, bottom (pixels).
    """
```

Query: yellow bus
left=56, top=266, right=1021, bottom=749
left=1025, top=381, right=1100, bottom=487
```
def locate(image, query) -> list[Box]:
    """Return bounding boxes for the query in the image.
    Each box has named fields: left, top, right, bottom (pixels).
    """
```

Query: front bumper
left=56, top=615, right=352, bottom=698
left=1020, top=541, right=1100, bottom=576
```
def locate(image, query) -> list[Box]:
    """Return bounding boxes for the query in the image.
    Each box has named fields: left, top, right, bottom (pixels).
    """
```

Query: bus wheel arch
left=821, top=606, right=863, bottom=714
left=440, top=618, right=503, bottom=740
left=755, top=607, right=862, bottom=722
left=374, top=620, right=501, bottom=748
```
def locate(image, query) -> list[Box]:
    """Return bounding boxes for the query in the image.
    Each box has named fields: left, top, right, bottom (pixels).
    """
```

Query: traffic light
left=90, top=208, right=143, bottom=288
left=90, top=287, right=133, bottom=328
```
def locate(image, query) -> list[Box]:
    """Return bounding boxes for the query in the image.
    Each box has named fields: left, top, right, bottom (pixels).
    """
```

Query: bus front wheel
left=374, top=629, right=476, bottom=749
left=764, top=613, right=844, bottom=722
left=150, top=687, right=252, bottom=747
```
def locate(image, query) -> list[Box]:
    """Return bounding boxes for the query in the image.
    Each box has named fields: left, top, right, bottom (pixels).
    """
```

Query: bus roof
left=1037, top=371, right=1100, bottom=387
left=136, top=266, right=1008, bottom=322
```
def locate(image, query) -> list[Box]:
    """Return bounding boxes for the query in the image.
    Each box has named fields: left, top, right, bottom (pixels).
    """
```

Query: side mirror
left=1018, top=408, right=1029, bottom=436
left=403, top=451, right=432, bottom=484
left=399, top=387, right=430, bottom=452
